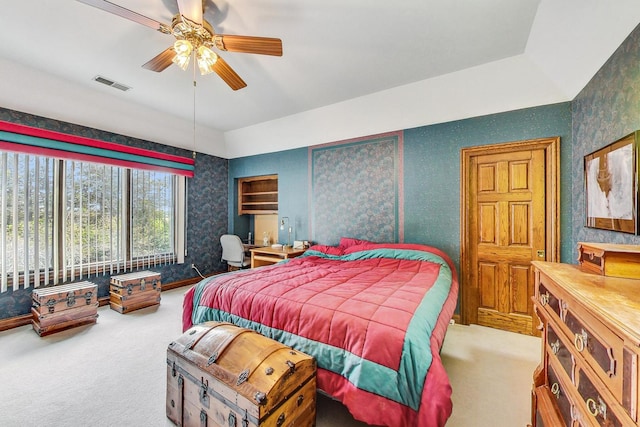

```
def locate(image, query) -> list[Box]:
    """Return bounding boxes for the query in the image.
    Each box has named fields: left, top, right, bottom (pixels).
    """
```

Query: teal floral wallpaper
left=2, top=22, right=639, bottom=322
left=402, top=104, right=573, bottom=267
left=231, top=102, right=573, bottom=270
left=310, top=133, right=403, bottom=245
left=572, top=23, right=640, bottom=246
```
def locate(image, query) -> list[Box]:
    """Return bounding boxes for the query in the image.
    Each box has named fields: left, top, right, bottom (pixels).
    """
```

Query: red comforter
left=183, top=240, right=458, bottom=427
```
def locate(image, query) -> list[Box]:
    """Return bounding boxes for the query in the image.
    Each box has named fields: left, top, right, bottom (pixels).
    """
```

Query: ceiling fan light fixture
left=172, top=39, right=193, bottom=70
left=196, top=45, right=218, bottom=75
left=172, top=53, right=191, bottom=71
left=78, top=1, right=281, bottom=90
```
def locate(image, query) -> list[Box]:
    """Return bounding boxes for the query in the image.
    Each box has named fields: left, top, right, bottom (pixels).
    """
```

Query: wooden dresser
left=531, top=261, right=640, bottom=427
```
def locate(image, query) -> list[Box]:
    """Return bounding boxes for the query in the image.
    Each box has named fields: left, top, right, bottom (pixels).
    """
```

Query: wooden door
left=461, top=138, right=559, bottom=336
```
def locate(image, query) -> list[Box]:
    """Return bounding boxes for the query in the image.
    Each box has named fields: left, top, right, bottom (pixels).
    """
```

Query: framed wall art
left=584, top=131, right=639, bottom=234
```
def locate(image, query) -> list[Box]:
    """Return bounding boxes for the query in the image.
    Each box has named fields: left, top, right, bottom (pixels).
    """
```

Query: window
left=130, top=169, right=176, bottom=262
left=1, top=152, right=55, bottom=290
left=0, top=151, right=186, bottom=291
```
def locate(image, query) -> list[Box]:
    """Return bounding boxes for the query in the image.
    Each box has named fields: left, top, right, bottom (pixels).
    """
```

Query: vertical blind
left=1, top=152, right=55, bottom=291
left=62, top=161, right=124, bottom=283
left=130, top=169, right=177, bottom=269
left=0, top=121, right=191, bottom=293
left=0, top=152, right=186, bottom=293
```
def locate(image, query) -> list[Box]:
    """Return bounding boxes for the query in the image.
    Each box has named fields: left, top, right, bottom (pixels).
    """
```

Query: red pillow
left=307, top=244, right=344, bottom=256
left=338, top=237, right=373, bottom=248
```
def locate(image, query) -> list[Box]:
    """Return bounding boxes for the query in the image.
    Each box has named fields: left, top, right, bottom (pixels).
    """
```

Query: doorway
left=460, top=137, right=559, bottom=336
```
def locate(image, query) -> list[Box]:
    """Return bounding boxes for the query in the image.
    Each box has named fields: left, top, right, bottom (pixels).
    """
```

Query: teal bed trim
left=191, top=248, right=452, bottom=410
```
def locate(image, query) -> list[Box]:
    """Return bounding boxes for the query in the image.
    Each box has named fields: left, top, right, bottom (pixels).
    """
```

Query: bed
left=183, top=238, right=459, bottom=427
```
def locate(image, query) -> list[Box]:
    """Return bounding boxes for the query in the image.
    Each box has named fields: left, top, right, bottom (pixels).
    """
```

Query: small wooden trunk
left=31, top=281, right=99, bottom=336
left=166, top=321, right=317, bottom=427
left=109, top=270, right=161, bottom=313
left=577, top=242, right=640, bottom=279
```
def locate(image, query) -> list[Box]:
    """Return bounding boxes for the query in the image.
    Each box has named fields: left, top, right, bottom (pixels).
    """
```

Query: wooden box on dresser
left=531, top=261, right=640, bottom=427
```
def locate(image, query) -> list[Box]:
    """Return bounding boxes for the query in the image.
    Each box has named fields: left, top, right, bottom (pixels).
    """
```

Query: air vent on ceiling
left=93, top=75, right=132, bottom=92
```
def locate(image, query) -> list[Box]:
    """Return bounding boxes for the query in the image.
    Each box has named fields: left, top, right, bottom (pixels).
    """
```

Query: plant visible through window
left=0, top=151, right=181, bottom=291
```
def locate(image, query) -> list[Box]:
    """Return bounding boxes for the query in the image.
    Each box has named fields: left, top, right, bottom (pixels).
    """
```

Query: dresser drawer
left=547, top=358, right=574, bottom=426
left=623, top=347, right=638, bottom=421
left=578, top=244, right=606, bottom=276
left=576, top=367, right=626, bottom=427
left=562, top=301, right=624, bottom=403
left=547, top=321, right=574, bottom=380
left=531, top=261, right=640, bottom=427
left=534, top=384, right=566, bottom=427
left=538, top=279, right=562, bottom=319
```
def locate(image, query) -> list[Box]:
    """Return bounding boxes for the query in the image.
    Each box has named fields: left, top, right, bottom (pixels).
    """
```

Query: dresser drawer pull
left=586, top=397, right=607, bottom=419
left=570, top=405, right=580, bottom=423
left=550, top=339, right=560, bottom=355
left=539, top=292, right=549, bottom=306
left=574, top=329, right=588, bottom=352
left=550, top=382, right=560, bottom=398
left=560, top=301, right=568, bottom=320
left=607, top=347, right=617, bottom=378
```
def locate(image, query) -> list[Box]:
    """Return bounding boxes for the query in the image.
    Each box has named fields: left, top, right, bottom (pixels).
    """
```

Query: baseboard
left=0, top=273, right=223, bottom=332
left=161, top=273, right=219, bottom=291
left=0, top=314, right=32, bottom=332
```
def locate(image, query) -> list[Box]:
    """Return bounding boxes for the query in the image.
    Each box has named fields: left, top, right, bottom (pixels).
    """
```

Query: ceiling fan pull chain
left=192, top=72, right=197, bottom=158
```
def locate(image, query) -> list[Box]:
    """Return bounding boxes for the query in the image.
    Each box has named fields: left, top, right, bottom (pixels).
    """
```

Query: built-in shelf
left=238, top=174, right=278, bottom=215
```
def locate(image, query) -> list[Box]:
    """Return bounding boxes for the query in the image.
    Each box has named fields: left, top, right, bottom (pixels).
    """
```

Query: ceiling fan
left=77, top=0, right=283, bottom=90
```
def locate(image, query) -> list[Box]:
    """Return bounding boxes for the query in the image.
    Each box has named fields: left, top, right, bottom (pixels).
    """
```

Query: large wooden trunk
left=109, top=270, right=161, bottom=313
left=31, top=281, right=99, bottom=336
left=166, top=321, right=317, bottom=427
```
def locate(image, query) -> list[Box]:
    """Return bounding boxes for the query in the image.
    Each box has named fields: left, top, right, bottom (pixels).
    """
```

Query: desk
left=250, top=246, right=306, bottom=268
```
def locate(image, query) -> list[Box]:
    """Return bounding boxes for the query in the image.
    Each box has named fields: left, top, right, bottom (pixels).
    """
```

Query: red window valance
left=0, top=120, right=195, bottom=177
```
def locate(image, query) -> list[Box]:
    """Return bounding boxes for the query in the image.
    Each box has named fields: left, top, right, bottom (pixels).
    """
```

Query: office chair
left=220, top=234, right=251, bottom=271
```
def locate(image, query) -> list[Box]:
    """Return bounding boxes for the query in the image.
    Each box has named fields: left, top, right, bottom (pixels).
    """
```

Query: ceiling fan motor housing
left=171, top=14, right=215, bottom=50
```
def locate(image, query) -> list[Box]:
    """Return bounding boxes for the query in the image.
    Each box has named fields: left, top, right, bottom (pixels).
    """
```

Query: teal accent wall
left=1, top=22, right=636, bottom=323
left=229, top=102, right=574, bottom=270
left=229, top=19, right=640, bottom=267
left=572, top=22, right=640, bottom=246
left=403, top=104, right=573, bottom=267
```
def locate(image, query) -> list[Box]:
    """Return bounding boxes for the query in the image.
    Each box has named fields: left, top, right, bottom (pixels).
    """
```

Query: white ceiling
left=0, top=1, right=639, bottom=158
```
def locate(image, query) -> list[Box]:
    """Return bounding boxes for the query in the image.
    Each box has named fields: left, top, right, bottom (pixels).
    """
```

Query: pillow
left=307, top=244, right=344, bottom=256
left=338, top=237, right=373, bottom=248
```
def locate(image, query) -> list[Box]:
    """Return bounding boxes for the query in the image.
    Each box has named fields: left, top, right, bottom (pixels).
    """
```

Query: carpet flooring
left=0, top=286, right=539, bottom=426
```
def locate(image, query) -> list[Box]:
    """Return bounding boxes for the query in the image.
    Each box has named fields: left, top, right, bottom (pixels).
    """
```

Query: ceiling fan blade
left=213, top=35, right=283, bottom=56
left=176, top=0, right=203, bottom=25
left=212, top=56, right=247, bottom=91
left=142, top=47, right=177, bottom=72
left=76, top=0, right=170, bottom=33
